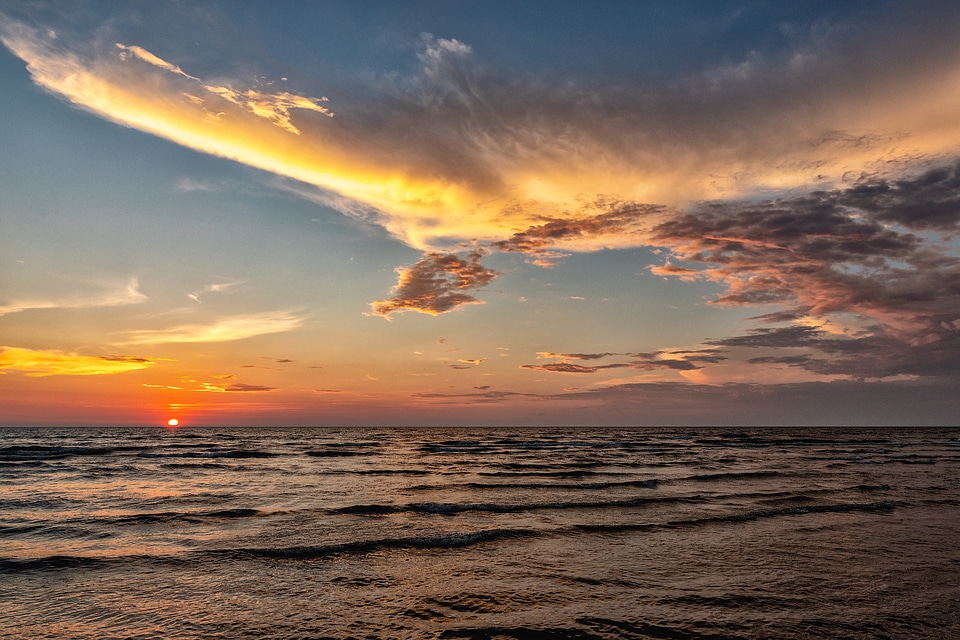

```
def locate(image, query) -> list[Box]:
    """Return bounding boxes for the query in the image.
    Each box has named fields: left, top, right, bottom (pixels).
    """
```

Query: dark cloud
left=537, top=352, right=620, bottom=361
left=225, top=383, right=277, bottom=392
left=650, top=167, right=960, bottom=379
left=709, top=326, right=824, bottom=349
left=99, top=355, right=152, bottom=363
left=521, top=362, right=633, bottom=374
left=412, top=390, right=532, bottom=403
left=371, top=249, right=499, bottom=317
left=841, top=161, right=960, bottom=233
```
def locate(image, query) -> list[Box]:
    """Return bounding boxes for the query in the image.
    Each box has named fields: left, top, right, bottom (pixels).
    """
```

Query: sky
left=2, top=1, right=960, bottom=427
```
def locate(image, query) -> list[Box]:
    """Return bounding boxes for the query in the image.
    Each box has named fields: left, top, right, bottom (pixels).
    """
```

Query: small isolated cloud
left=649, top=262, right=702, bottom=282
left=457, top=358, right=486, bottom=365
left=121, top=311, right=303, bottom=345
left=186, top=280, right=244, bottom=304
left=225, top=383, right=277, bottom=392
left=0, top=346, right=156, bottom=376
left=371, top=250, right=499, bottom=317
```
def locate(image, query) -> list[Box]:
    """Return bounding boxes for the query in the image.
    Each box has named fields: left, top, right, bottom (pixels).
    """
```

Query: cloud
left=643, top=167, right=960, bottom=379
left=201, top=84, right=332, bottom=135
left=536, top=352, right=619, bottom=361
left=491, top=202, right=667, bottom=266
left=186, top=280, right=244, bottom=303
left=840, top=160, right=960, bottom=233
left=411, top=390, right=532, bottom=403
left=521, top=362, right=633, bottom=374
left=0, top=277, right=146, bottom=316
left=115, top=43, right=197, bottom=80
left=120, top=311, right=304, bottom=344
left=523, top=348, right=728, bottom=374
left=370, top=249, right=499, bottom=317
left=0, top=346, right=156, bottom=376
left=117, top=40, right=334, bottom=134
left=224, top=383, right=277, bottom=392
left=5, top=6, right=960, bottom=254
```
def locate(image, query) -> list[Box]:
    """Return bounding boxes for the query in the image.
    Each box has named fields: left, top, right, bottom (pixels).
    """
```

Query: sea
left=1, top=426, right=958, bottom=639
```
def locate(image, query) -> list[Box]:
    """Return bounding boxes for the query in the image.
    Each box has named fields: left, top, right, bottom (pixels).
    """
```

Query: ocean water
left=1, top=426, right=958, bottom=639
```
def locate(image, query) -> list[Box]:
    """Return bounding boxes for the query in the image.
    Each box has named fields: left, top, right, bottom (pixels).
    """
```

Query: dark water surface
left=1, top=426, right=958, bottom=639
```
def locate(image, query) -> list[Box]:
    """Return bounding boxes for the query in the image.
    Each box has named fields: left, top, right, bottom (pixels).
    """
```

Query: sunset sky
left=2, top=1, right=960, bottom=426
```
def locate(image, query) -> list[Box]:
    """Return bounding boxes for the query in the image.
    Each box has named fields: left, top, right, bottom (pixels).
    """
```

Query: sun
left=166, top=418, right=180, bottom=427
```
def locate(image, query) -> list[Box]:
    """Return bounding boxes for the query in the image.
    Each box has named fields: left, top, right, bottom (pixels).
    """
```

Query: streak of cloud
left=0, top=346, right=156, bottom=376
left=120, top=311, right=304, bottom=345
left=0, top=277, right=146, bottom=316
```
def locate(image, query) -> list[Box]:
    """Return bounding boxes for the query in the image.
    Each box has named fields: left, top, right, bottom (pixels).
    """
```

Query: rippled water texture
left=1, top=426, right=958, bottom=639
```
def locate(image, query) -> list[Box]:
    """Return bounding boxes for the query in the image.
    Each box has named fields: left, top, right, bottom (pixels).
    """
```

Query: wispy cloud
left=186, top=280, right=244, bottom=303
left=0, top=346, right=155, bottom=376
left=0, top=277, right=146, bottom=316
left=120, top=311, right=304, bottom=345
left=115, top=43, right=197, bottom=80
left=371, top=250, right=499, bottom=317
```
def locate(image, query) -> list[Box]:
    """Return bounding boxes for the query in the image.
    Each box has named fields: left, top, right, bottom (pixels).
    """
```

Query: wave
left=477, top=470, right=616, bottom=479
left=0, top=500, right=899, bottom=574
left=573, top=501, right=896, bottom=534
left=0, top=445, right=117, bottom=461
left=330, top=495, right=695, bottom=517
left=686, top=470, right=783, bottom=482
left=60, top=508, right=267, bottom=528
left=137, top=449, right=277, bottom=459
left=305, top=449, right=371, bottom=457
left=225, top=528, right=541, bottom=561
left=406, top=478, right=659, bottom=492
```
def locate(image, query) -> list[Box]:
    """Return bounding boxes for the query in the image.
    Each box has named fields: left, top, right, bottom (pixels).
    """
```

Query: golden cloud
left=0, top=347, right=156, bottom=376
left=4, top=18, right=960, bottom=253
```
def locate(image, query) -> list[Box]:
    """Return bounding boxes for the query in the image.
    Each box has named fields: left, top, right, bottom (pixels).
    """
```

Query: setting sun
left=166, top=418, right=180, bottom=427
